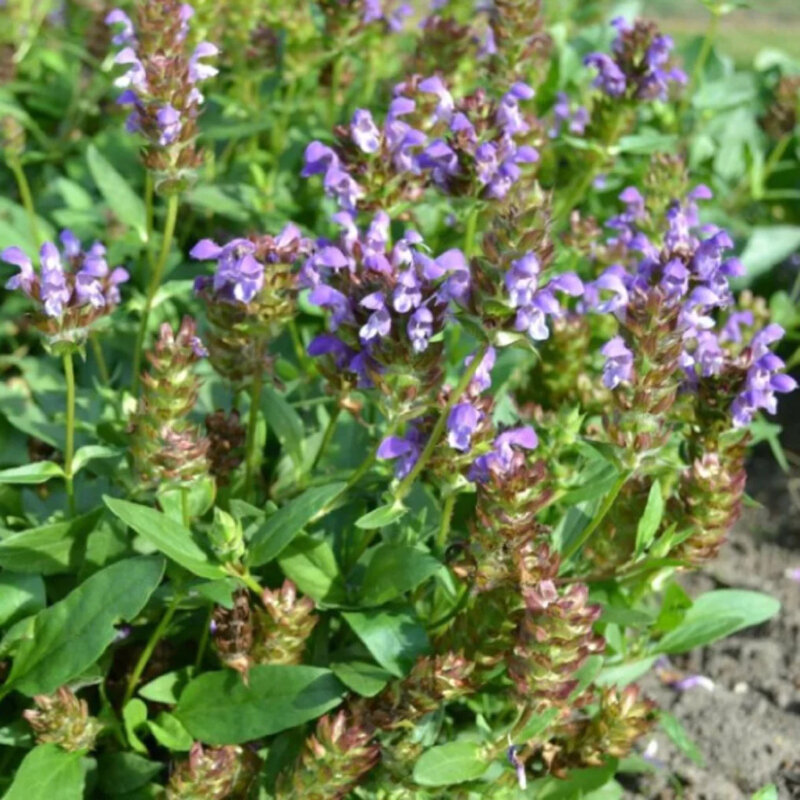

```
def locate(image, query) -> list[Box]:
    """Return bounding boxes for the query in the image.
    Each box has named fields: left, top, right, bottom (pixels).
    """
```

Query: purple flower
left=359, top=292, right=391, bottom=342
left=105, top=8, right=136, bottom=47
left=156, top=104, right=182, bottom=145
left=447, top=402, right=480, bottom=451
left=188, top=42, right=219, bottom=85
left=190, top=238, right=264, bottom=304
left=496, top=82, right=534, bottom=135
left=39, top=242, right=71, bottom=318
left=377, top=427, right=423, bottom=478
left=585, top=53, right=627, bottom=97
left=303, top=141, right=339, bottom=177
left=408, top=306, right=433, bottom=353
left=2, top=246, right=35, bottom=295
left=601, top=336, right=634, bottom=389
left=419, top=75, right=455, bottom=123
left=465, top=346, right=496, bottom=393
left=505, top=253, right=540, bottom=307
left=351, top=109, right=381, bottom=154
left=307, top=334, right=354, bottom=367
left=469, top=425, right=538, bottom=482
left=309, top=284, right=353, bottom=329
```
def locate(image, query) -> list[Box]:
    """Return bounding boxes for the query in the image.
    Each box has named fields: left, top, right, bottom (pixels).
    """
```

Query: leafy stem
left=122, top=591, right=183, bottom=708
left=7, top=157, right=40, bottom=248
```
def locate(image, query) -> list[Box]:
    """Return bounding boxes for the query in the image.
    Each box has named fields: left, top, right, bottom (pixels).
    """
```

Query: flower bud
left=166, top=742, right=261, bottom=799
left=23, top=687, right=102, bottom=753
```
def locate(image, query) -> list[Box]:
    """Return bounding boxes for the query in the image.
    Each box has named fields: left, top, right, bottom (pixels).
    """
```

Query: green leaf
left=751, top=785, right=779, bottom=800
left=355, top=502, right=408, bottom=530
left=635, top=480, right=664, bottom=557
left=138, top=667, right=195, bottom=704
left=97, top=752, right=162, bottom=796
left=652, top=582, right=692, bottom=634
left=569, top=655, right=605, bottom=701
left=0, top=573, right=45, bottom=627
left=0, top=461, right=63, bottom=484
left=277, top=534, right=346, bottom=604
left=104, top=497, right=226, bottom=580
left=86, top=144, right=147, bottom=239
left=530, top=761, right=618, bottom=799
left=617, top=133, right=678, bottom=154
left=596, top=656, right=658, bottom=688
left=656, top=590, right=780, bottom=654
left=659, top=711, right=704, bottom=766
left=2, top=744, right=84, bottom=800
left=1, top=556, right=165, bottom=696
left=516, top=707, right=560, bottom=741
left=148, top=712, right=193, bottom=751
left=262, top=385, right=305, bottom=470
left=330, top=661, right=393, bottom=697
left=246, top=483, right=345, bottom=567
left=740, top=226, right=800, bottom=283
left=413, top=741, right=490, bottom=787
left=123, top=698, right=149, bottom=754
left=0, top=510, right=100, bottom=575
left=72, top=445, right=120, bottom=475
left=343, top=609, right=429, bottom=677
left=175, top=665, right=344, bottom=745
left=358, top=544, right=441, bottom=605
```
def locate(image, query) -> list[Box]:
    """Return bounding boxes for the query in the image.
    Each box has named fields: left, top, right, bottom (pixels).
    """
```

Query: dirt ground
left=625, top=397, right=800, bottom=798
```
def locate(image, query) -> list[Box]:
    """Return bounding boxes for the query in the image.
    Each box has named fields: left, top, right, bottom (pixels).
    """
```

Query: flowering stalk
left=393, top=341, right=489, bottom=500
left=62, top=352, right=76, bottom=517
left=243, top=340, right=265, bottom=500
left=132, top=193, right=180, bottom=393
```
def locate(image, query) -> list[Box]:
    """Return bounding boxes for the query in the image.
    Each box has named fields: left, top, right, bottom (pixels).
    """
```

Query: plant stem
left=132, top=193, right=180, bottom=394
left=463, top=205, right=481, bottom=258
left=194, top=604, right=214, bottom=670
left=562, top=471, right=630, bottom=562
left=8, top=158, right=40, bottom=248
left=144, top=171, right=155, bottom=268
left=328, top=53, right=344, bottom=129
left=62, top=352, right=76, bottom=517
left=181, top=486, right=191, bottom=528
left=90, top=334, right=110, bottom=386
left=681, top=10, right=720, bottom=117
left=243, top=344, right=266, bottom=500
left=435, top=493, right=456, bottom=554
left=312, top=405, right=341, bottom=472
left=394, top=342, right=490, bottom=501
left=123, top=593, right=181, bottom=707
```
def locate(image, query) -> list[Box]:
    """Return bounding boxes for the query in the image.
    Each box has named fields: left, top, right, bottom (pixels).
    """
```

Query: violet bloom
left=307, top=334, right=355, bottom=368
left=470, top=425, right=538, bottom=482
left=419, top=76, right=455, bottom=123
left=351, top=109, right=381, bottom=154
left=377, top=427, right=423, bottom=478
left=447, top=402, right=480, bottom=451
left=105, top=8, right=136, bottom=47
left=601, top=336, right=634, bottom=389
left=465, top=346, right=496, bottom=393
left=156, top=104, right=182, bottom=145
left=190, top=238, right=264, bottom=304
left=584, top=53, right=627, bottom=97
left=408, top=306, right=433, bottom=353
left=496, top=82, right=534, bottom=136
left=359, top=292, right=391, bottom=342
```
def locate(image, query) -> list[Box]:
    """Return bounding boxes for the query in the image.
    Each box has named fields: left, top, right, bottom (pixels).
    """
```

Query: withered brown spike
left=212, top=590, right=253, bottom=677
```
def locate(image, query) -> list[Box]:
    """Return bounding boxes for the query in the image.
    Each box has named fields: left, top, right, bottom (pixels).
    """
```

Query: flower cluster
left=166, top=742, right=261, bottom=800
left=128, top=317, right=210, bottom=486
left=302, top=75, right=540, bottom=209
left=549, top=91, right=589, bottom=138
left=585, top=18, right=686, bottom=102
left=106, top=1, right=218, bottom=188
left=2, top=232, right=129, bottom=350
left=588, top=186, right=796, bottom=429
left=23, top=688, right=103, bottom=753
left=191, top=224, right=313, bottom=384
left=305, top=211, right=469, bottom=396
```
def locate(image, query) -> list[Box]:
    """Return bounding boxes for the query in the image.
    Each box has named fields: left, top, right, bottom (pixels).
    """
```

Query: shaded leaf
left=2, top=744, right=84, bottom=800
left=413, top=741, right=490, bottom=787
left=343, top=609, right=429, bottom=677
left=247, top=483, right=345, bottom=567
left=175, top=665, right=344, bottom=745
